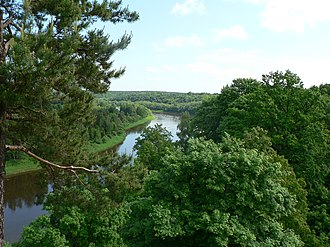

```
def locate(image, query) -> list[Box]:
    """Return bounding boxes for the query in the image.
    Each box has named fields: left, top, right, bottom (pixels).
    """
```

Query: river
left=118, top=113, right=179, bottom=156
left=4, top=113, right=180, bottom=242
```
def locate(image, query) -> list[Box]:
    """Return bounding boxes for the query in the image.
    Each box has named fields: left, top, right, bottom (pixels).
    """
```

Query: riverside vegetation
left=6, top=90, right=206, bottom=175
left=0, top=1, right=329, bottom=247
left=6, top=101, right=153, bottom=176
left=6, top=71, right=330, bottom=247
left=96, top=91, right=212, bottom=115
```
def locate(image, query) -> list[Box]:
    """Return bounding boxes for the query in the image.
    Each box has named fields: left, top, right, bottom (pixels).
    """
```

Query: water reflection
left=118, top=124, right=149, bottom=156
left=4, top=171, right=50, bottom=242
left=4, top=171, right=48, bottom=210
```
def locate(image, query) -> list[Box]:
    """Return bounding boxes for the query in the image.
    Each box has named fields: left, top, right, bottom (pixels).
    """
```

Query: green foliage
left=243, top=128, right=318, bottom=245
left=19, top=215, right=68, bottom=247
left=0, top=0, right=138, bottom=244
left=88, top=102, right=151, bottom=145
left=1, top=0, right=138, bottom=163
left=123, top=136, right=307, bottom=246
left=192, top=70, right=330, bottom=244
left=96, top=91, right=212, bottom=114
left=5, top=154, right=40, bottom=176
left=3, top=242, right=15, bottom=247
left=192, top=78, right=260, bottom=140
left=176, top=111, right=192, bottom=150
left=134, top=124, right=175, bottom=171
left=18, top=153, right=146, bottom=247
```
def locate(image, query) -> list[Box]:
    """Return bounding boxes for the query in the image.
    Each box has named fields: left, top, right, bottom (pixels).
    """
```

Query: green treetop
left=191, top=70, right=330, bottom=244
left=123, top=134, right=309, bottom=246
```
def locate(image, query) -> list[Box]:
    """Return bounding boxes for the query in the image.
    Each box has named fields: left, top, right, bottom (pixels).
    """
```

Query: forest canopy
left=8, top=71, right=330, bottom=247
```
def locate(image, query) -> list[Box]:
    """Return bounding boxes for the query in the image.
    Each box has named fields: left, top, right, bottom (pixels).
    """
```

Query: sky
left=102, top=0, right=330, bottom=93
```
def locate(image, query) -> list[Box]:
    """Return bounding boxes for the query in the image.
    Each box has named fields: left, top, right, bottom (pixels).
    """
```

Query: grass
left=6, top=155, right=42, bottom=176
left=89, top=115, right=155, bottom=153
left=124, top=115, right=155, bottom=130
left=5, top=114, right=155, bottom=176
left=150, top=109, right=164, bottom=113
left=88, top=133, right=127, bottom=153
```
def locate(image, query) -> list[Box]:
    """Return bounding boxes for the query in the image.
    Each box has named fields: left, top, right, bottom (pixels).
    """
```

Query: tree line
left=88, top=101, right=151, bottom=145
left=6, top=101, right=151, bottom=163
left=96, top=91, right=212, bottom=114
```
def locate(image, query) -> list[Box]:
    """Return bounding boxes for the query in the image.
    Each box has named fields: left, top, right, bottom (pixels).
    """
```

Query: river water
left=118, top=113, right=179, bottom=156
left=4, top=113, right=180, bottom=242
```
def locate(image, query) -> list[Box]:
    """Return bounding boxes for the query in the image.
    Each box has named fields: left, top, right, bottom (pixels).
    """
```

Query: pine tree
left=0, top=1, right=138, bottom=245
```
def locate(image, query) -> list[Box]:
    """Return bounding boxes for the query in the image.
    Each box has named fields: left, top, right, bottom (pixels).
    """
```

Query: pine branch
left=8, top=104, right=46, bottom=116
left=5, top=145, right=99, bottom=173
left=70, top=169, right=86, bottom=185
left=3, top=17, right=21, bottom=31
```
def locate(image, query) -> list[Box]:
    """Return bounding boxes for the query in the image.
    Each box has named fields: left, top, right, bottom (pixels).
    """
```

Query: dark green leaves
left=124, top=136, right=305, bottom=246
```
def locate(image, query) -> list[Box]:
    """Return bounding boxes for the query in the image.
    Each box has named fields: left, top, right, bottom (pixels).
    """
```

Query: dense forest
left=88, top=102, right=151, bottom=145
left=96, top=91, right=212, bottom=114
left=1, top=1, right=330, bottom=247
left=6, top=71, right=330, bottom=247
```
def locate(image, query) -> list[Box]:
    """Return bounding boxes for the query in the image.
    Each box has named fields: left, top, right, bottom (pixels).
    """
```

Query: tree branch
left=5, top=145, right=99, bottom=173
left=4, top=37, right=13, bottom=57
left=70, top=169, right=86, bottom=185
left=3, top=15, right=21, bottom=31
left=8, top=104, right=46, bottom=116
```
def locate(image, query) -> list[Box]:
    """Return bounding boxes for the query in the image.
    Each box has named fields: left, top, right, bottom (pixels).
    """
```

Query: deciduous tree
left=192, top=70, right=330, bottom=243
left=134, top=124, right=175, bottom=171
left=124, top=135, right=308, bottom=246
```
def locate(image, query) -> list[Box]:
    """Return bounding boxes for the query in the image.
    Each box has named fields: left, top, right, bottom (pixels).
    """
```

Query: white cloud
left=172, top=0, right=206, bottom=16
left=249, top=0, right=330, bottom=32
left=152, top=43, right=166, bottom=53
left=184, top=48, right=330, bottom=88
left=186, top=49, right=263, bottom=79
left=141, top=48, right=328, bottom=92
left=163, top=34, right=204, bottom=48
left=213, top=25, right=249, bottom=41
left=152, top=34, right=204, bottom=53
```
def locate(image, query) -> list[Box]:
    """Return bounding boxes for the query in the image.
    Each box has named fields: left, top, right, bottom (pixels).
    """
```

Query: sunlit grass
left=89, top=115, right=155, bottom=153
left=124, top=115, right=154, bottom=130
left=6, top=155, right=42, bottom=176
left=88, top=133, right=127, bottom=153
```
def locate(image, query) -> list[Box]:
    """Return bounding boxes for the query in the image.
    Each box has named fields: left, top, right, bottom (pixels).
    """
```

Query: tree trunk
left=0, top=8, right=6, bottom=246
left=0, top=101, right=6, bottom=247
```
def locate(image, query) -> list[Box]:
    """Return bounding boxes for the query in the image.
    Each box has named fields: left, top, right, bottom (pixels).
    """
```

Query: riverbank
left=6, top=156, right=41, bottom=177
left=5, top=114, right=155, bottom=176
left=89, top=115, right=154, bottom=153
left=151, top=110, right=182, bottom=116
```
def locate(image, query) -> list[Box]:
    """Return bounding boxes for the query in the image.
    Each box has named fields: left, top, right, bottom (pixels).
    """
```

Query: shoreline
left=5, top=114, right=155, bottom=177
left=6, top=157, right=42, bottom=177
left=88, top=114, right=154, bottom=153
